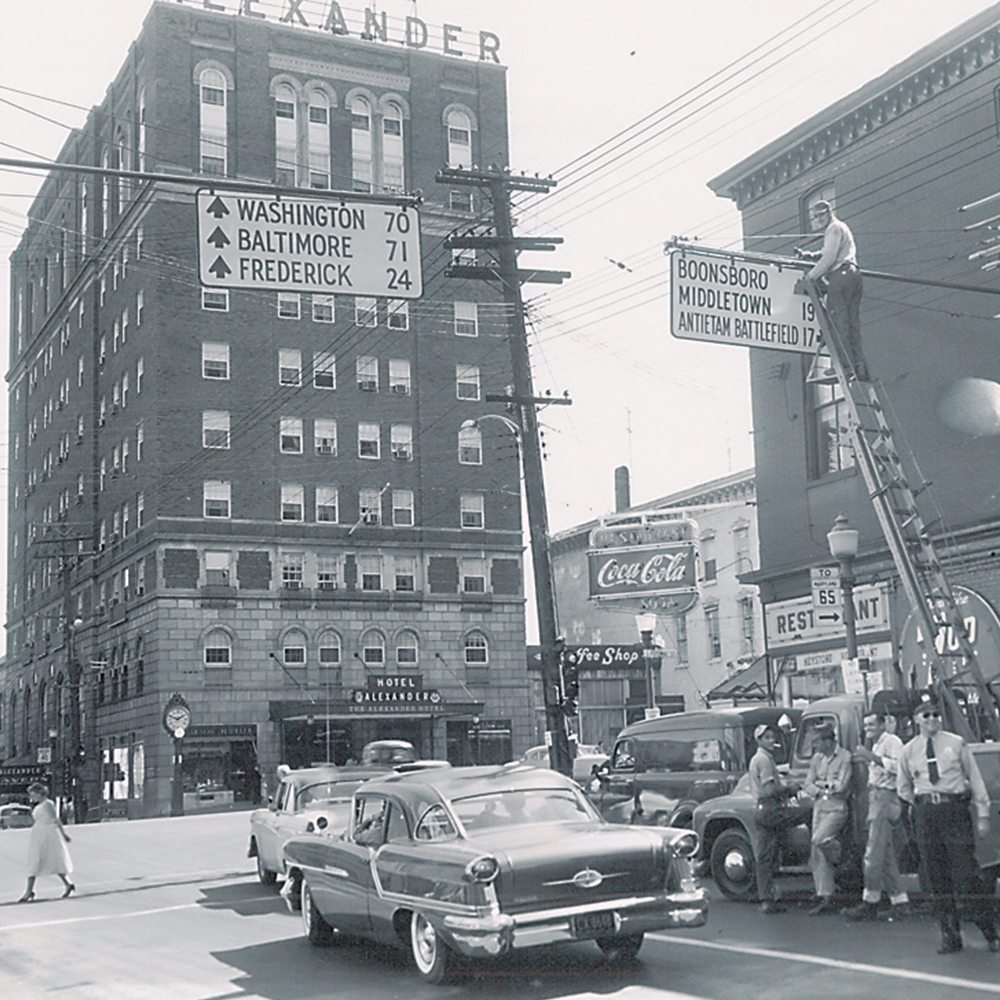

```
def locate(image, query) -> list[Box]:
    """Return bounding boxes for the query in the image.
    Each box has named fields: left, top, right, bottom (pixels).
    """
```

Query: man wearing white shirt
left=844, top=713, right=910, bottom=920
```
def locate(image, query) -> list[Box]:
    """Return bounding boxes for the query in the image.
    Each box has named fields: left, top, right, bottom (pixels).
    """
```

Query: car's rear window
left=613, top=724, right=743, bottom=773
left=452, top=788, right=593, bottom=830
left=298, top=782, right=362, bottom=807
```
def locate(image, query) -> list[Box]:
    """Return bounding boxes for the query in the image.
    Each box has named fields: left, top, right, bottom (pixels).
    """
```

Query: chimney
left=614, top=466, right=631, bottom=512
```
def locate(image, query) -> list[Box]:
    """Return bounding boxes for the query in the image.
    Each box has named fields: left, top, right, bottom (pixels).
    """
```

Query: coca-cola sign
left=588, top=542, right=697, bottom=600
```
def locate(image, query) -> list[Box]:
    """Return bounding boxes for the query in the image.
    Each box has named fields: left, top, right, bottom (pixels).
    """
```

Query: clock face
left=165, top=706, right=190, bottom=730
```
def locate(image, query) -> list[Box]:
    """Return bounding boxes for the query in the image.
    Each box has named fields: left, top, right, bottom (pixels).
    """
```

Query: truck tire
left=710, top=828, right=756, bottom=900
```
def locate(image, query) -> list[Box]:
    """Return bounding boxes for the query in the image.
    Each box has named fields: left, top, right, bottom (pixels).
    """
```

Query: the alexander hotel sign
left=588, top=513, right=699, bottom=614
left=173, top=0, right=502, bottom=62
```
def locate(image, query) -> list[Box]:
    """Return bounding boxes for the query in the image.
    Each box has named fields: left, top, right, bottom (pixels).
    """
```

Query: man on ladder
left=798, top=201, right=868, bottom=381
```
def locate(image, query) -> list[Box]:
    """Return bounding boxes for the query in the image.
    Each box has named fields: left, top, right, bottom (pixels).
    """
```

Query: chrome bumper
left=442, top=887, right=708, bottom=959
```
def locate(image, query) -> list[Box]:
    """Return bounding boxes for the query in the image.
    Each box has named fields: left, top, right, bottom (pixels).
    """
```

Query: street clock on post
left=162, top=693, right=191, bottom=740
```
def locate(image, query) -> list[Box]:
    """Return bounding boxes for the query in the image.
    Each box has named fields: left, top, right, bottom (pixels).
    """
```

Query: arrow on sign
left=206, top=196, right=229, bottom=218
left=206, top=227, right=230, bottom=249
left=208, top=256, right=232, bottom=279
left=818, top=612, right=842, bottom=622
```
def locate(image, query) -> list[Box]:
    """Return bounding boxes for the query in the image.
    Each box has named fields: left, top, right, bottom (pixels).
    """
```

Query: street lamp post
left=635, top=613, right=661, bottom=719
left=827, top=514, right=863, bottom=707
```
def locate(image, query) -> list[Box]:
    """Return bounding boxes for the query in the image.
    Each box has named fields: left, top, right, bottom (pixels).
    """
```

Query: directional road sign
left=669, top=249, right=818, bottom=354
left=811, top=566, right=842, bottom=612
left=766, top=583, right=891, bottom=650
left=197, top=189, right=422, bottom=298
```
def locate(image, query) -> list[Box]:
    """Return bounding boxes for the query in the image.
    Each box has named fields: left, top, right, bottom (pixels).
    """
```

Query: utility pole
left=437, top=166, right=573, bottom=776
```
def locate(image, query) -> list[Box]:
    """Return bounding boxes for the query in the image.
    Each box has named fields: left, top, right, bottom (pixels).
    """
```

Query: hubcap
left=724, top=849, right=749, bottom=880
left=414, top=915, right=436, bottom=968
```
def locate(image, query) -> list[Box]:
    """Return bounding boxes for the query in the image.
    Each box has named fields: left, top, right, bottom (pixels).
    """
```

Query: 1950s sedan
left=282, top=763, right=708, bottom=983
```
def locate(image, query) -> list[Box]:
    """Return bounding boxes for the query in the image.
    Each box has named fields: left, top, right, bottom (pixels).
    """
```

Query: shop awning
left=706, top=656, right=771, bottom=703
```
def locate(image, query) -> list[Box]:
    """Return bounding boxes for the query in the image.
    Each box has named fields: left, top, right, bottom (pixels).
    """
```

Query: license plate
left=570, top=911, right=616, bottom=938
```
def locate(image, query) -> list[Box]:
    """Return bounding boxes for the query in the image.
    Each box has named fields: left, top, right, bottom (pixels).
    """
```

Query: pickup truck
left=692, top=693, right=1000, bottom=900
left=588, top=705, right=799, bottom=828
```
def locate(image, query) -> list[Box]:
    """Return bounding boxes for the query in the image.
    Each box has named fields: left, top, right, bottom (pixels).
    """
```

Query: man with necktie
left=897, top=694, right=998, bottom=954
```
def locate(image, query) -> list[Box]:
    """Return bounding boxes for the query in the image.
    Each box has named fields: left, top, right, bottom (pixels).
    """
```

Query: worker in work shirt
left=802, top=724, right=852, bottom=915
left=897, top=695, right=998, bottom=954
left=797, top=201, right=867, bottom=381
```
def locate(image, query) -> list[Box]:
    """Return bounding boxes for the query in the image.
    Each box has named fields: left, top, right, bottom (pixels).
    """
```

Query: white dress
left=26, top=800, right=73, bottom=876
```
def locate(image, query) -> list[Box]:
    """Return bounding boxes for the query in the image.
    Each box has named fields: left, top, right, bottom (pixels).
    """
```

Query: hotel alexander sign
left=172, top=1, right=502, bottom=62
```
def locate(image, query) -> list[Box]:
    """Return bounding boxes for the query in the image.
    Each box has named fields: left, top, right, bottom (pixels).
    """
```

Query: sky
left=2, top=0, right=1000, bottom=623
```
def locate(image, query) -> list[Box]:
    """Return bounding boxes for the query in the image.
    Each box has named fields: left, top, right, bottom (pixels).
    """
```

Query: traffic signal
left=560, top=649, right=580, bottom=717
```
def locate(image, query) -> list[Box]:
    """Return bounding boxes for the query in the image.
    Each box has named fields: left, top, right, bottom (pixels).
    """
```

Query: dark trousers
left=914, top=799, right=996, bottom=938
left=755, top=824, right=780, bottom=902
left=825, top=267, right=865, bottom=378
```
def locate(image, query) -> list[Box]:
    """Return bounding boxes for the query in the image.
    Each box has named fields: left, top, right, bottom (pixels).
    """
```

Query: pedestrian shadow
left=198, top=880, right=288, bottom=918
left=211, top=934, right=663, bottom=998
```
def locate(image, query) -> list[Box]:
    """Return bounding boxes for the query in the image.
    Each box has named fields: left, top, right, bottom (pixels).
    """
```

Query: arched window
left=307, top=90, right=330, bottom=189
left=274, top=83, right=297, bottom=186
left=135, top=635, right=145, bottom=696
left=447, top=109, right=472, bottom=168
left=204, top=628, right=232, bottom=687
left=199, top=67, right=228, bottom=176
left=318, top=630, right=341, bottom=666
left=381, top=101, right=404, bottom=193
left=464, top=630, right=488, bottom=664
left=360, top=628, right=385, bottom=667
left=396, top=629, right=418, bottom=667
left=458, top=423, right=482, bottom=465
left=351, top=95, right=372, bottom=192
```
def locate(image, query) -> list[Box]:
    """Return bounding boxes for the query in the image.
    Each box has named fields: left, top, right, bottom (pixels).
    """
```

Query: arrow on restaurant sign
left=817, top=612, right=842, bottom=622
left=208, top=256, right=232, bottom=279
left=206, top=227, right=230, bottom=249
left=206, top=196, right=229, bottom=218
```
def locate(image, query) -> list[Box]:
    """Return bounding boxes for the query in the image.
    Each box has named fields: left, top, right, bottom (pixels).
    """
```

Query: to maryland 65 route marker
left=197, top=189, right=423, bottom=298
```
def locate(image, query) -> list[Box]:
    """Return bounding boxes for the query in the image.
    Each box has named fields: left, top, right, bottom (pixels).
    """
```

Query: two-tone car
left=249, top=765, right=386, bottom=895
left=282, top=763, right=707, bottom=984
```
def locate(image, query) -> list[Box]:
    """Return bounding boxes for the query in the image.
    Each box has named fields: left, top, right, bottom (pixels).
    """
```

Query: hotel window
left=202, top=410, right=230, bottom=449
left=358, top=554, right=383, bottom=591
left=281, top=483, right=304, bottom=521
left=706, top=606, right=722, bottom=660
left=462, top=558, right=487, bottom=593
left=203, top=481, right=231, bottom=519
left=460, top=493, right=484, bottom=529
left=351, top=95, right=373, bottom=192
left=317, top=555, right=339, bottom=591
left=314, top=418, right=337, bottom=455
left=136, top=289, right=143, bottom=326
left=387, top=299, right=409, bottom=330
left=283, top=631, right=307, bottom=688
left=358, top=422, right=380, bottom=459
left=307, top=90, right=331, bottom=189
left=202, top=288, right=228, bottom=311
left=388, top=358, right=411, bottom=395
left=447, top=108, right=472, bottom=168
left=361, top=627, right=385, bottom=664
left=281, top=551, right=304, bottom=590
left=280, top=417, right=303, bottom=454
left=357, top=355, right=378, bottom=391
left=390, top=424, right=413, bottom=461
left=318, top=630, right=341, bottom=664
left=136, top=357, right=144, bottom=392
left=394, top=555, right=416, bottom=591
left=456, top=364, right=480, bottom=400
left=455, top=301, right=478, bottom=337
left=281, top=483, right=306, bottom=521
left=381, top=101, right=405, bottom=192
left=396, top=629, right=418, bottom=666
left=199, top=67, right=228, bottom=176
left=812, top=379, right=855, bottom=476
left=278, top=292, right=300, bottom=319
left=205, top=551, right=230, bottom=586
left=204, top=629, right=232, bottom=685
left=355, top=297, right=377, bottom=327
left=279, top=348, right=302, bottom=385
left=392, top=489, right=414, bottom=526
left=274, top=83, right=297, bottom=186
left=312, top=294, right=334, bottom=322
left=313, top=351, right=336, bottom=389
left=316, top=485, right=338, bottom=522
left=203, top=342, right=229, bottom=379
left=359, top=488, right=382, bottom=525
left=136, top=421, right=143, bottom=461
left=464, top=630, right=488, bottom=664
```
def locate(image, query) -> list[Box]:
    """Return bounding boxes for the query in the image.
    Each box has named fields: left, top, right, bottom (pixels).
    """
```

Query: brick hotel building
left=3, top=1, right=532, bottom=816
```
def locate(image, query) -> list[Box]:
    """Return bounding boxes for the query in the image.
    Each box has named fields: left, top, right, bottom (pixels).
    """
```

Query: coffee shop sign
left=174, top=0, right=502, bottom=62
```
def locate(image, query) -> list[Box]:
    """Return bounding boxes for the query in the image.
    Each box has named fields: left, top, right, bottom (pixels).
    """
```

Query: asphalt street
left=0, top=810, right=997, bottom=1000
